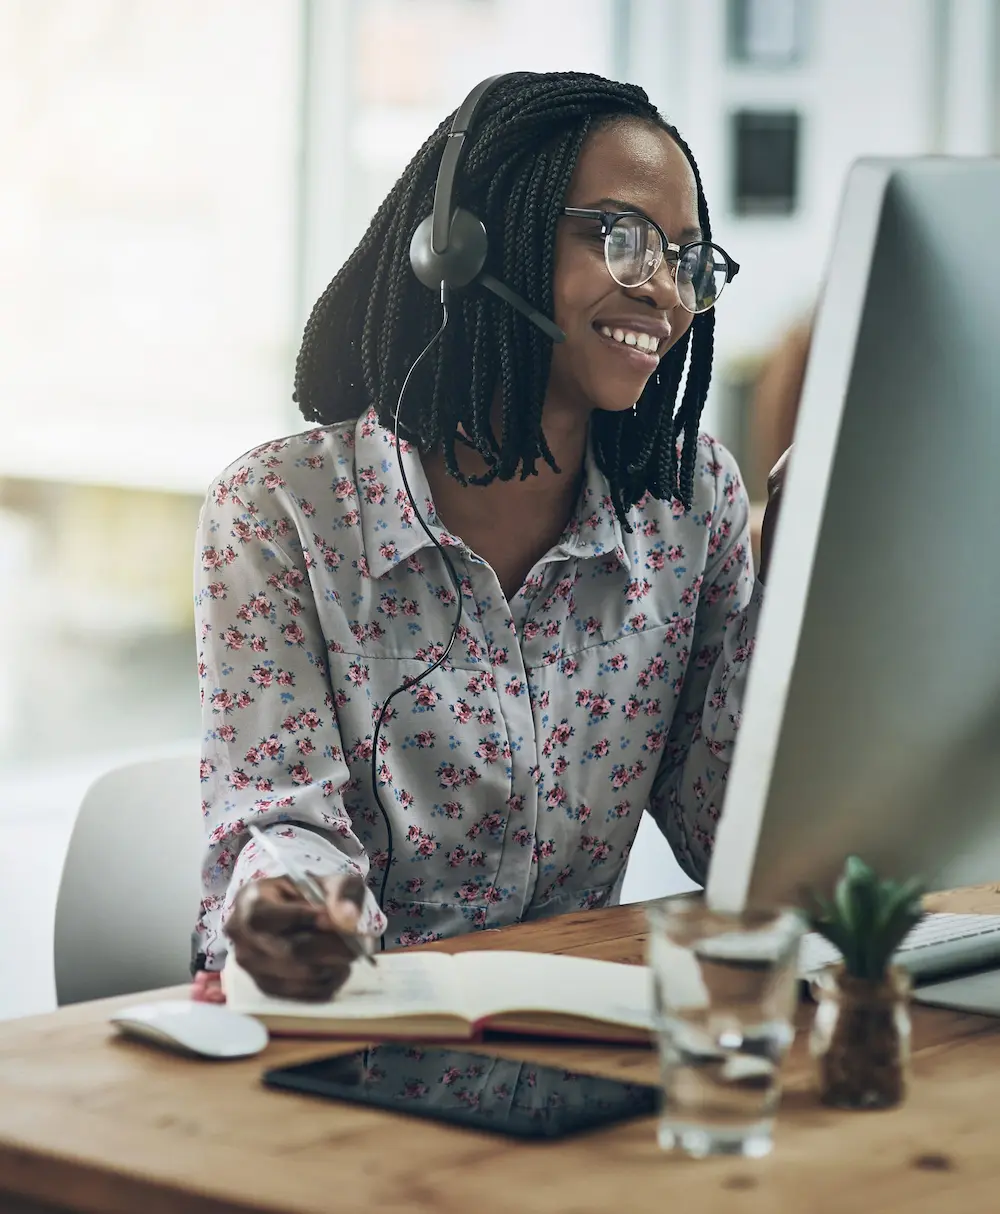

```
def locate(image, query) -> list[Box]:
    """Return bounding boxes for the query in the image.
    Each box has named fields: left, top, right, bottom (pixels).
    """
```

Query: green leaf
left=805, top=857, right=925, bottom=979
left=879, top=900, right=924, bottom=959
left=875, top=878, right=923, bottom=935
left=871, top=877, right=924, bottom=969
left=854, top=881, right=879, bottom=976
left=834, top=856, right=875, bottom=976
left=812, top=920, right=855, bottom=960
left=844, top=855, right=876, bottom=885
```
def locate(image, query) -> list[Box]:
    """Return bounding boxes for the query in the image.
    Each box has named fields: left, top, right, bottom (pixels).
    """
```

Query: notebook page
left=223, top=951, right=472, bottom=1022
left=453, top=951, right=656, bottom=1031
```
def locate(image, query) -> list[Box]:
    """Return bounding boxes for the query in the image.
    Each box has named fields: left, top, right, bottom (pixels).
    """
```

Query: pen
left=248, top=825, right=376, bottom=967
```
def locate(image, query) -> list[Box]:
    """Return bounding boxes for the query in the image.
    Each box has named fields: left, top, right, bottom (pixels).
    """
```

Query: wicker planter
left=809, top=965, right=912, bottom=1109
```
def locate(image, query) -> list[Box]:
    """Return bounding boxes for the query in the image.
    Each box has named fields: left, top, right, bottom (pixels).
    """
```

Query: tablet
left=263, top=1042, right=659, bottom=1140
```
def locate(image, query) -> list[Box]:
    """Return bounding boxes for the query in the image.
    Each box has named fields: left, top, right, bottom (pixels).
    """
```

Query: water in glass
left=647, top=899, right=803, bottom=1158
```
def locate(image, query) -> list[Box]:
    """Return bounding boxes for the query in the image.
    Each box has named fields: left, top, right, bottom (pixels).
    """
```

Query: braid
left=293, top=71, right=717, bottom=520
left=662, top=124, right=715, bottom=513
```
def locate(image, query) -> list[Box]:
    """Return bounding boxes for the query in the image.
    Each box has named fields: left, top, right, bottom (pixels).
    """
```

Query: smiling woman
left=548, top=125, right=701, bottom=411
left=192, top=71, right=779, bottom=1005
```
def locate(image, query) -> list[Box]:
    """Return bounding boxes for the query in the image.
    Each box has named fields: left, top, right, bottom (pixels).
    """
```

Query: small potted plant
left=807, top=855, right=925, bottom=1109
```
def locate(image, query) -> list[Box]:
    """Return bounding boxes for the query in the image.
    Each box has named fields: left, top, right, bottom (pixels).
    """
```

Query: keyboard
left=799, top=912, right=1000, bottom=984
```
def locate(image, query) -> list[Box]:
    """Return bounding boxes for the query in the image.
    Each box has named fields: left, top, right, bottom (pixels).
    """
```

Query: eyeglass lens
left=605, top=215, right=729, bottom=313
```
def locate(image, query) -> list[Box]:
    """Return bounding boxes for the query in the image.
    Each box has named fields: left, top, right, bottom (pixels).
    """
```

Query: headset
left=370, top=74, right=565, bottom=947
left=408, top=73, right=566, bottom=344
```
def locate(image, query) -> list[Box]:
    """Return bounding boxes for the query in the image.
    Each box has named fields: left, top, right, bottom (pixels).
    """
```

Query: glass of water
left=646, top=898, right=805, bottom=1159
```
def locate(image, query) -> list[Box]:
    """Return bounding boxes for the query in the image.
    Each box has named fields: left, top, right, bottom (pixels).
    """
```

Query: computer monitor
left=707, top=157, right=1000, bottom=914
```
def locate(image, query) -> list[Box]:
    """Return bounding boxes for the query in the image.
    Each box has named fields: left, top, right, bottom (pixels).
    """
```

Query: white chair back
left=619, top=811, right=700, bottom=905
left=53, top=752, right=203, bottom=1005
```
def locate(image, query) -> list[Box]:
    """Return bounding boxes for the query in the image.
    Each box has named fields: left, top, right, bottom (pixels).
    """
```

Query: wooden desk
left=1, top=885, right=999, bottom=1214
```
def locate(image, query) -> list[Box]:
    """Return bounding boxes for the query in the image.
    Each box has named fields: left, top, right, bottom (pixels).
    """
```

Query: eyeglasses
left=560, top=208, right=740, bottom=314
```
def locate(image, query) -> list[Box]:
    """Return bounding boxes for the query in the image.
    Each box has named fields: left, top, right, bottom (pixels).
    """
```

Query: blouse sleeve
left=647, top=439, right=761, bottom=885
left=193, top=463, right=386, bottom=971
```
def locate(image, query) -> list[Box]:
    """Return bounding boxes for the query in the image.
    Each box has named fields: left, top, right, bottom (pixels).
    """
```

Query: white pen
left=248, top=825, right=376, bottom=966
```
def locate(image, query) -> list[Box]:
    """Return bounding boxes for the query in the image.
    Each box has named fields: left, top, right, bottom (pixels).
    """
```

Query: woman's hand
left=226, top=872, right=371, bottom=1001
left=757, top=446, right=791, bottom=585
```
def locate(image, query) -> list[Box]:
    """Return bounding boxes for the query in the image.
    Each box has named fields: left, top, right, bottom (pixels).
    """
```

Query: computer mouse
left=109, top=1000, right=269, bottom=1059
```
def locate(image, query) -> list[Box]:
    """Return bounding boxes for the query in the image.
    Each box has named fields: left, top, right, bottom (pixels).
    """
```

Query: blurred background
left=1, top=0, right=998, bottom=1017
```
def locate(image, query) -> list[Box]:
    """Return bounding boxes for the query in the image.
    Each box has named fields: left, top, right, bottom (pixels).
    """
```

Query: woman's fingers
left=237, top=945, right=351, bottom=1002
left=227, top=875, right=369, bottom=998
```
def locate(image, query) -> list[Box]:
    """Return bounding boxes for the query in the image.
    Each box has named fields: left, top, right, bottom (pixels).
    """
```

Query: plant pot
left=809, top=964, right=912, bottom=1109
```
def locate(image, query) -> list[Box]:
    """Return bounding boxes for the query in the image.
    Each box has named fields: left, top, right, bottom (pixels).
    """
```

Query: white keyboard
left=799, top=912, right=1000, bottom=983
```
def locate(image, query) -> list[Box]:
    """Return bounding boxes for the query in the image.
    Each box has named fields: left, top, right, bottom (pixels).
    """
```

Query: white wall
left=324, top=0, right=618, bottom=305
left=6, top=0, right=997, bottom=485
left=939, top=0, right=999, bottom=153
left=0, top=0, right=302, bottom=492
left=624, top=0, right=999, bottom=434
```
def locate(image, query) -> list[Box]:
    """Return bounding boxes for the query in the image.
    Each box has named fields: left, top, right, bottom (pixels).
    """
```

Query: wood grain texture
left=0, top=891, right=998, bottom=1214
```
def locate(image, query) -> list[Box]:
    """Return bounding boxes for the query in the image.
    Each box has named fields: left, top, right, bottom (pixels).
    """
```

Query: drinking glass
left=646, top=898, right=804, bottom=1158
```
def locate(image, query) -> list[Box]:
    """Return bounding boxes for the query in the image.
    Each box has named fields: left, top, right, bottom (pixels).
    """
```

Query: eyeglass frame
left=560, top=207, right=740, bottom=312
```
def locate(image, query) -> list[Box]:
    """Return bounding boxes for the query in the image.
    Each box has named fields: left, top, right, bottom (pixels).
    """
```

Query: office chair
left=53, top=750, right=202, bottom=1005
left=618, top=811, right=700, bottom=905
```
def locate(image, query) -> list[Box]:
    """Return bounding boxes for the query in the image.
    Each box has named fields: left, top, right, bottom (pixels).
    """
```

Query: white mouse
left=110, top=1000, right=269, bottom=1059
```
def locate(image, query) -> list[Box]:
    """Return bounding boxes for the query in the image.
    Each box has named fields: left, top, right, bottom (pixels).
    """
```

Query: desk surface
left=1, top=885, right=999, bottom=1214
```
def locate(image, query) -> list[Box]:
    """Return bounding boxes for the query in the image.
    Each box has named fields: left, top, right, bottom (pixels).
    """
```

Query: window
left=731, top=110, right=801, bottom=216
left=727, top=0, right=807, bottom=66
left=0, top=2, right=302, bottom=491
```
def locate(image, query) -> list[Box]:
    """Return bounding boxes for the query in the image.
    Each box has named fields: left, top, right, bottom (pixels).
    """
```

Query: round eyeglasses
left=561, top=208, right=740, bottom=314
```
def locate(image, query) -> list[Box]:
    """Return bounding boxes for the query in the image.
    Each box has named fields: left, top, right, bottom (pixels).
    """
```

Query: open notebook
left=222, top=950, right=655, bottom=1044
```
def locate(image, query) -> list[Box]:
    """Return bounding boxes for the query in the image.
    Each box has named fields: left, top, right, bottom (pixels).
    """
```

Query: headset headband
left=431, top=74, right=507, bottom=255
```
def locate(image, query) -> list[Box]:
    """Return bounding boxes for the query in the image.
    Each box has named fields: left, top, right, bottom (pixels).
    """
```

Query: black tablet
left=263, top=1043, right=659, bottom=1141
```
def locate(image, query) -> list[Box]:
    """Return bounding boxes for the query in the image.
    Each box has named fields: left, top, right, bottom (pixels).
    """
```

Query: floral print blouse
left=193, top=408, right=761, bottom=971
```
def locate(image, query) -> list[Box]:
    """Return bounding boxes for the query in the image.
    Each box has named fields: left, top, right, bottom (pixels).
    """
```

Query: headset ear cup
left=409, top=208, right=489, bottom=290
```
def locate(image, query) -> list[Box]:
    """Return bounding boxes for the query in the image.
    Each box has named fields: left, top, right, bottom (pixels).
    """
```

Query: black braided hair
left=293, top=71, right=716, bottom=520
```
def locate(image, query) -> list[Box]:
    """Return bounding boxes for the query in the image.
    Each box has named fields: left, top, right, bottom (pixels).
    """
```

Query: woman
left=192, top=71, right=783, bottom=1003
